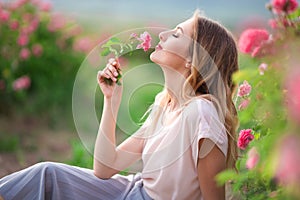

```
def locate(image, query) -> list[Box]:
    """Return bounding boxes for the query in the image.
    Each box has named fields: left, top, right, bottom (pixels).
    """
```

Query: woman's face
left=150, top=17, right=194, bottom=73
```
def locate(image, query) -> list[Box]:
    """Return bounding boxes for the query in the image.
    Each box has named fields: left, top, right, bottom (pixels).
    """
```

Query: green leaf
left=101, top=47, right=110, bottom=56
left=236, top=159, right=241, bottom=171
left=110, top=37, right=120, bottom=43
left=254, top=132, right=261, bottom=140
left=216, top=170, right=238, bottom=185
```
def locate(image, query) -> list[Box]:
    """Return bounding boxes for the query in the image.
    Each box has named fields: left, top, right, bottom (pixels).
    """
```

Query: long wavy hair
left=144, top=10, right=239, bottom=169
left=187, top=10, right=239, bottom=169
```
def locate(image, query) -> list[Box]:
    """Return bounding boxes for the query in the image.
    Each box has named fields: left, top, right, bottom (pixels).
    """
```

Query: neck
left=162, top=66, right=189, bottom=110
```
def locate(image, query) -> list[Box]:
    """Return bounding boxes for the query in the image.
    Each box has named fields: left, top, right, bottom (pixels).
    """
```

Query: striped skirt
left=0, top=162, right=153, bottom=200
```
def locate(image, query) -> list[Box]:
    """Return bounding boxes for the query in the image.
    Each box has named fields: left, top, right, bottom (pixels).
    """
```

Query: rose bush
left=217, top=0, right=300, bottom=199
left=0, top=0, right=87, bottom=116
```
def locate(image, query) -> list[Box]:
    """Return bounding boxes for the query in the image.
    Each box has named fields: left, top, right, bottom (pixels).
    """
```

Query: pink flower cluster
left=238, top=98, right=250, bottom=110
left=12, top=75, right=31, bottom=91
left=258, top=63, right=268, bottom=75
left=238, top=29, right=270, bottom=57
left=0, top=10, right=10, bottom=22
left=271, top=0, right=298, bottom=14
left=73, top=37, right=94, bottom=53
left=47, top=13, right=66, bottom=32
left=238, top=80, right=252, bottom=97
left=237, top=129, right=254, bottom=150
left=134, top=31, right=152, bottom=52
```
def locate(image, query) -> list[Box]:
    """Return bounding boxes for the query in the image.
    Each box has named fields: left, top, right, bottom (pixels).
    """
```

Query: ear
left=185, top=61, right=192, bottom=69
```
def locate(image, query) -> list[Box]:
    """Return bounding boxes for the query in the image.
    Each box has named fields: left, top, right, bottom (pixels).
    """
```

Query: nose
left=159, top=30, right=170, bottom=42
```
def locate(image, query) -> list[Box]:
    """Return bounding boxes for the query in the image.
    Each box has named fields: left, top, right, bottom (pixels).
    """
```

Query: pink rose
left=39, top=1, right=52, bottom=12
left=0, top=10, right=10, bottom=22
left=271, top=0, right=298, bottom=14
left=12, top=75, right=31, bottom=91
left=237, top=129, right=254, bottom=150
left=238, top=98, right=250, bottom=110
left=275, top=134, right=300, bottom=186
left=238, top=29, right=270, bottom=57
left=19, top=48, right=31, bottom=60
left=10, top=20, right=19, bottom=30
left=73, top=37, right=93, bottom=53
left=136, top=31, right=152, bottom=52
left=238, top=80, right=252, bottom=97
left=47, top=13, right=66, bottom=32
left=268, top=19, right=278, bottom=29
left=17, top=34, right=29, bottom=46
left=32, top=44, right=43, bottom=57
left=130, top=33, right=138, bottom=39
left=246, top=147, right=260, bottom=169
left=258, top=63, right=268, bottom=75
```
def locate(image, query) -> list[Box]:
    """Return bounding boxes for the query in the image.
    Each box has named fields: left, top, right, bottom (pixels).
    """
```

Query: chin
left=150, top=50, right=165, bottom=65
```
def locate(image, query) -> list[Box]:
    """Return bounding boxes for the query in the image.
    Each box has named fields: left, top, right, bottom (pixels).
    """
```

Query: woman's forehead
left=176, top=17, right=194, bottom=36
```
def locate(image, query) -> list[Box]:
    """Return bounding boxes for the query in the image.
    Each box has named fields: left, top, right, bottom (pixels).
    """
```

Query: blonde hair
left=143, top=10, right=239, bottom=169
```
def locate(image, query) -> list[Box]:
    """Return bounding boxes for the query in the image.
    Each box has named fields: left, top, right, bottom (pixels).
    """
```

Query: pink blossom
left=237, top=129, right=254, bottom=150
left=73, top=37, right=93, bottom=53
left=32, top=44, right=43, bottom=57
left=17, top=34, right=29, bottom=46
left=10, top=20, right=19, bottom=30
left=271, top=0, right=298, bottom=14
left=39, top=1, right=52, bottom=12
left=19, top=48, right=31, bottom=60
left=238, top=80, right=252, bottom=97
left=130, top=33, right=138, bottom=38
left=0, top=10, right=10, bottom=22
left=48, top=13, right=66, bottom=32
left=29, top=18, right=40, bottom=33
left=12, top=75, right=31, bottom=91
left=268, top=19, right=278, bottom=29
left=246, top=147, right=260, bottom=169
left=238, top=29, right=270, bottom=57
left=258, top=63, right=268, bottom=75
left=238, top=98, right=250, bottom=110
left=275, top=134, right=300, bottom=186
left=285, top=71, right=300, bottom=123
left=136, top=31, right=152, bottom=52
left=9, top=0, right=28, bottom=10
left=0, top=80, right=5, bottom=90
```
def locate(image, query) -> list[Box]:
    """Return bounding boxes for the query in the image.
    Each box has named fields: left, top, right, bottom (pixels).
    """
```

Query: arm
left=93, top=59, right=144, bottom=179
left=197, top=138, right=226, bottom=200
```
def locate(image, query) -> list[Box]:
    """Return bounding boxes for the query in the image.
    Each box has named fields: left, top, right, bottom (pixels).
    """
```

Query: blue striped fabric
left=0, top=162, right=153, bottom=200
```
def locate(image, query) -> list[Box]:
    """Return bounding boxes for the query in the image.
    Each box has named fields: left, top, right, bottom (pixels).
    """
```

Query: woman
left=0, top=10, right=238, bottom=200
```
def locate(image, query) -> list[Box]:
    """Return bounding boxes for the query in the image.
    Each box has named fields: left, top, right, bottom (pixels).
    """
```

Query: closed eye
left=172, top=33, right=179, bottom=38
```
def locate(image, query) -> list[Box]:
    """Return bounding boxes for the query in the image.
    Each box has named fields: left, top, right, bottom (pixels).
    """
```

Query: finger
left=108, top=58, right=120, bottom=69
left=104, top=69, right=117, bottom=82
left=98, top=71, right=110, bottom=80
left=108, top=64, right=119, bottom=77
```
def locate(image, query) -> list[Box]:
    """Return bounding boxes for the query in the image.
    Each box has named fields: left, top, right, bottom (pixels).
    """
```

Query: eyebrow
left=176, top=26, right=184, bottom=34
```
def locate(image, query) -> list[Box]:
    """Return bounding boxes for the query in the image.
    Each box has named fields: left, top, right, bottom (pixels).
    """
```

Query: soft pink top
left=139, top=97, right=228, bottom=200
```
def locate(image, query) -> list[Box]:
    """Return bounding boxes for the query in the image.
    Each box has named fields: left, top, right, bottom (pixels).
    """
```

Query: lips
left=155, top=43, right=162, bottom=50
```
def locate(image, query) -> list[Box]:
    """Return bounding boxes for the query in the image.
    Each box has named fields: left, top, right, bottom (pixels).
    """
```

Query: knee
left=34, top=162, right=59, bottom=175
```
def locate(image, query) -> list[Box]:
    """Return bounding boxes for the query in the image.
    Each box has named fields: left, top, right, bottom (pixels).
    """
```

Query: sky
left=51, top=0, right=271, bottom=32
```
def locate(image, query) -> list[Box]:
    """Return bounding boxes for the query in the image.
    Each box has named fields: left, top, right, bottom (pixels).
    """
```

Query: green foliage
left=67, top=140, right=93, bottom=169
left=0, top=0, right=85, bottom=116
left=0, top=134, right=20, bottom=152
left=217, top=6, right=300, bottom=200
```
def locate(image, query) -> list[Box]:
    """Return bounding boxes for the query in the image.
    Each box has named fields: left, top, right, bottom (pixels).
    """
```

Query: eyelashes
left=172, top=33, right=179, bottom=38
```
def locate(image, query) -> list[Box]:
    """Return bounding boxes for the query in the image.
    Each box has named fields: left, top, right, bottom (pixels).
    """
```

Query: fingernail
left=113, top=61, right=117, bottom=65
left=114, top=72, right=118, bottom=76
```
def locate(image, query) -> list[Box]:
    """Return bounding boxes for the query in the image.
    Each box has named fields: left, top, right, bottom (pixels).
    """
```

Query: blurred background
left=0, top=0, right=270, bottom=177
